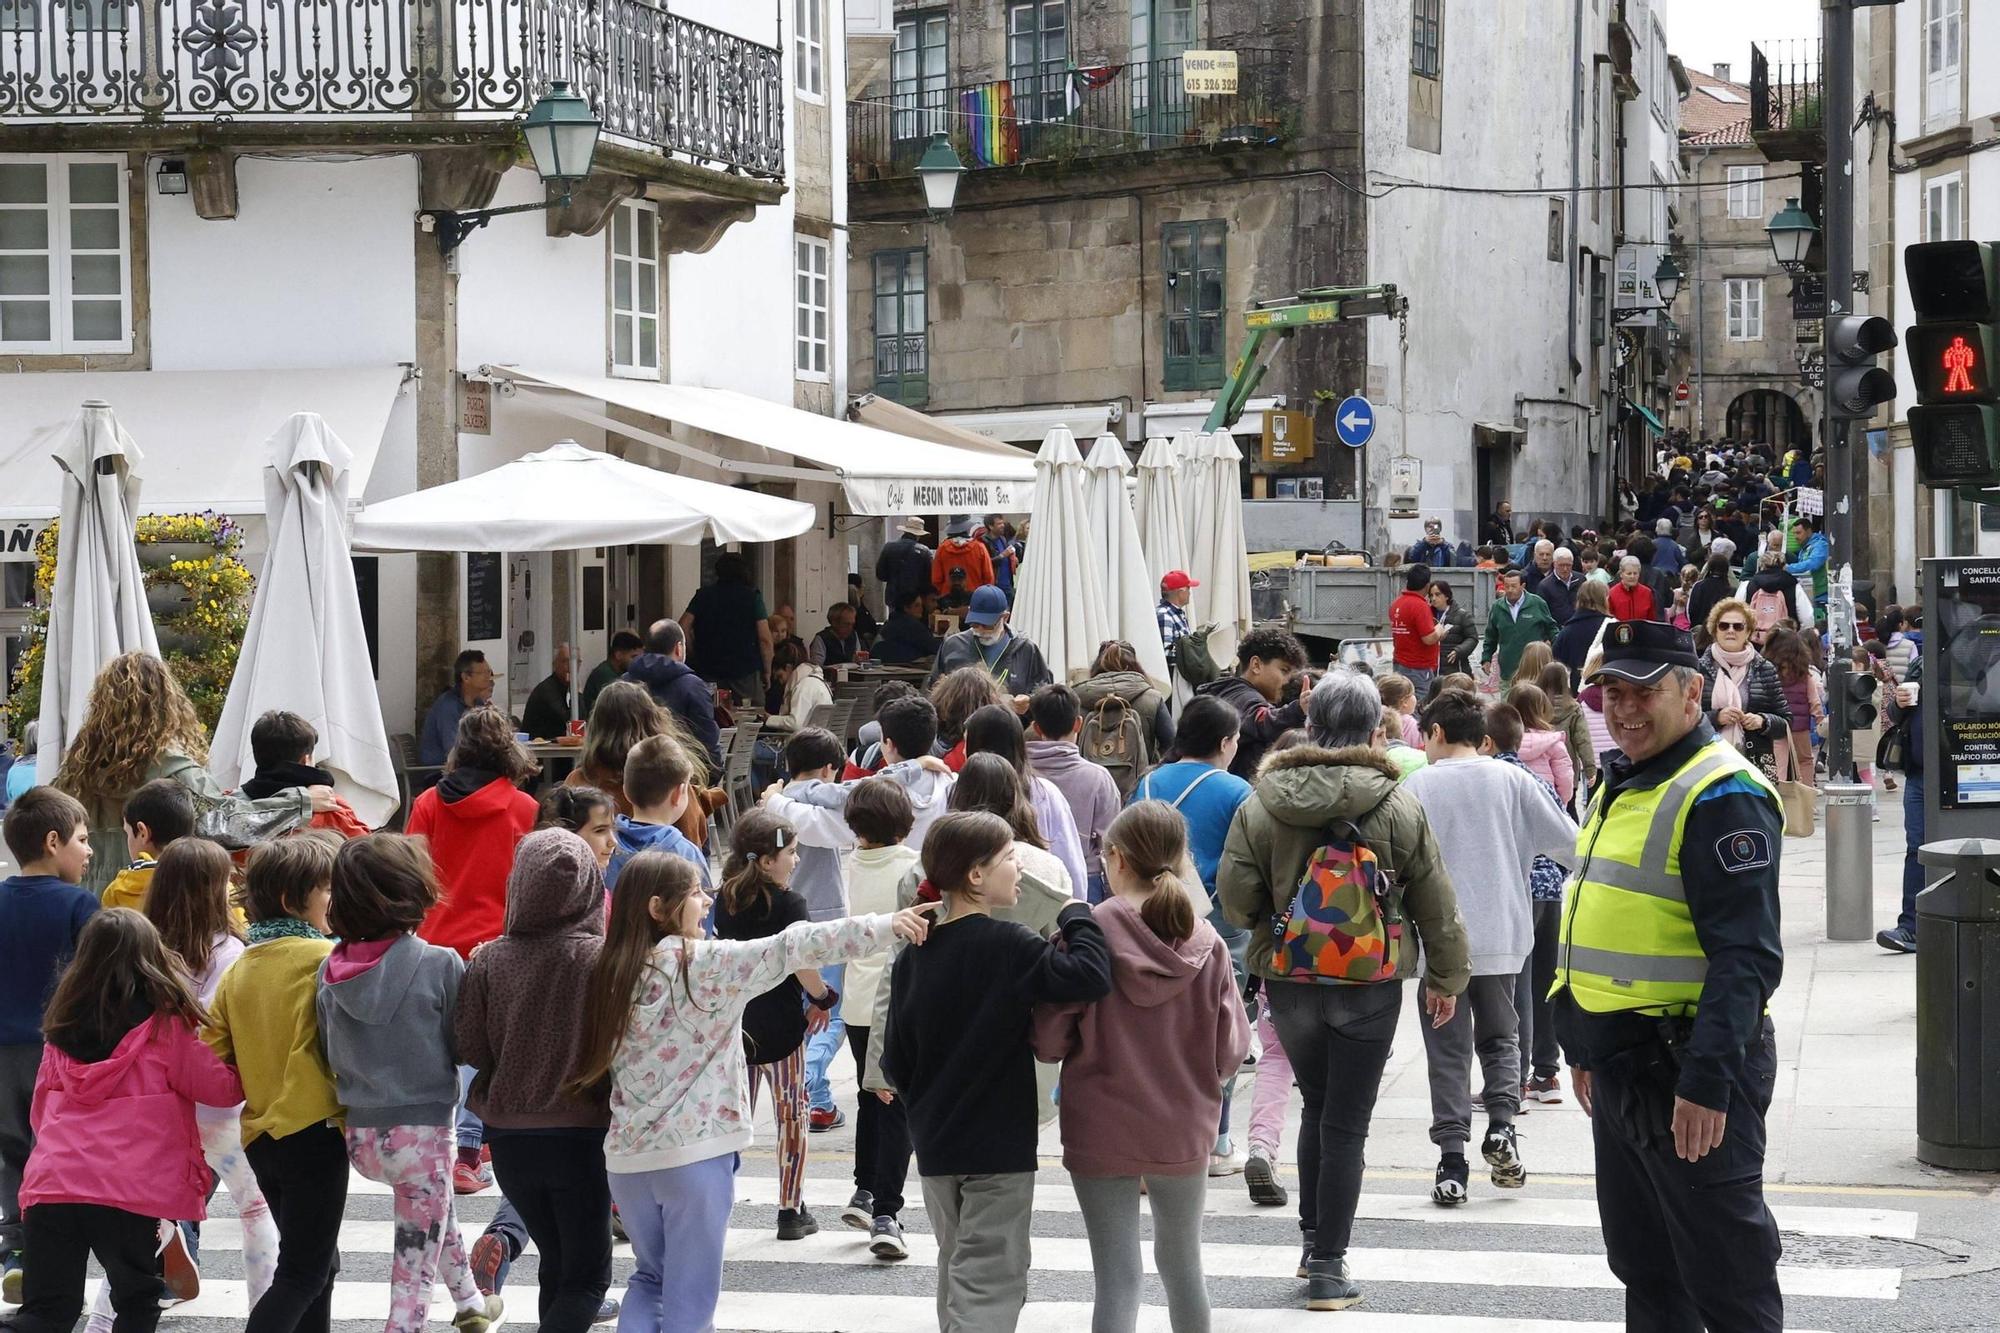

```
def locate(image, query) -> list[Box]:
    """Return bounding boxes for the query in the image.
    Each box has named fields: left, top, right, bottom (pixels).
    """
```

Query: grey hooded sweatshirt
left=317, top=931, right=465, bottom=1128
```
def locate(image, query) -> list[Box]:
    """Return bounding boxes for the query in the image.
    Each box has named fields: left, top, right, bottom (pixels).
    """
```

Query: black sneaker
left=1876, top=926, right=1917, bottom=954
left=593, top=1296, right=620, bottom=1324
left=868, top=1216, right=909, bottom=1260
left=1245, top=1149, right=1288, bottom=1207
left=1483, top=1123, right=1527, bottom=1190
left=1431, top=1153, right=1469, bottom=1206
left=1305, top=1256, right=1363, bottom=1312
left=776, top=1206, right=819, bottom=1241
left=1295, top=1229, right=1316, bottom=1280
left=840, top=1189, right=874, bottom=1231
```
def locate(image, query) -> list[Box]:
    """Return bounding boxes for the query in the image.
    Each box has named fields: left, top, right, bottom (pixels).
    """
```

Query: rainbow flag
left=961, top=82, right=1020, bottom=167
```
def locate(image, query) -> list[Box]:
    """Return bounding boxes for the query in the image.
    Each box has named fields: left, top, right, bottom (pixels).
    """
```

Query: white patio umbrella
left=350, top=439, right=815, bottom=553
left=37, top=400, right=160, bottom=782
left=1187, top=430, right=1252, bottom=667
left=1012, top=427, right=1114, bottom=686
left=1134, top=434, right=1192, bottom=589
left=210, top=414, right=398, bottom=827
left=1082, top=434, right=1170, bottom=691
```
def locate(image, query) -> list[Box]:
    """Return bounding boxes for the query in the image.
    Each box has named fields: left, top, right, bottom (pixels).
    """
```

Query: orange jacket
left=931, top=538, right=995, bottom=597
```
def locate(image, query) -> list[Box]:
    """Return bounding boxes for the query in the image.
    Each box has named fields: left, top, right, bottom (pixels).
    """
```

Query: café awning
left=0, top=367, right=406, bottom=521
left=488, top=367, right=1036, bottom=516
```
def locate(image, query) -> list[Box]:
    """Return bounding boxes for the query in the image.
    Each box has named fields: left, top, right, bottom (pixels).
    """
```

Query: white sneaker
left=1208, top=1148, right=1247, bottom=1177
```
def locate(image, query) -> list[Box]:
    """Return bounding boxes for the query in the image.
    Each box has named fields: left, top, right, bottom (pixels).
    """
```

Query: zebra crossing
left=119, top=1151, right=1916, bottom=1332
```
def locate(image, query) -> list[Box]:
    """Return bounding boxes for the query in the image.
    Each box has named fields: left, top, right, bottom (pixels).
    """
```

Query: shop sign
left=1, top=522, right=47, bottom=562
left=1262, top=409, right=1315, bottom=462
left=865, top=478, right=1034, bottom=516
left=462, top=378, right=491, bottom=435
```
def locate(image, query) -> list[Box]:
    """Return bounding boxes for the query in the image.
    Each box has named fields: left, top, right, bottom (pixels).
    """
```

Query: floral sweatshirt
left=604, top=913, right=899, bottom=1174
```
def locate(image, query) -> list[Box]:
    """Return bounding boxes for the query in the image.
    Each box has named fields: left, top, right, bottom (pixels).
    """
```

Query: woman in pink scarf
left=1696, top=599, right=1791, bottom=779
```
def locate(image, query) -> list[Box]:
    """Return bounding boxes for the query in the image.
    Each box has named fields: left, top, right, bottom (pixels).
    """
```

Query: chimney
left=1712, top=62, right=1732, bottom=83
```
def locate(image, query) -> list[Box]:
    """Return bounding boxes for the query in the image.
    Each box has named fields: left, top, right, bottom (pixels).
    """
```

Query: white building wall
left=1891, top=2, right=1999, bottom=560
left=149, top=156, right=417, bottom=370
left=1363, top=0, right=1595, bottom=550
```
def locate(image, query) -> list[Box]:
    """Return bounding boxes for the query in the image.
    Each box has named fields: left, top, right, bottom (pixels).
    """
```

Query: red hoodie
left=408, top=774, right=538, bottom=959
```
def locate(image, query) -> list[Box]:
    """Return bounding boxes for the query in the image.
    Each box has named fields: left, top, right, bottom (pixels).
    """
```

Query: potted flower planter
left=156, top=629, right=205, bottom=656
left=146, top=584, right=193, bottom=615
left=138, top=541, right=216, bottom=568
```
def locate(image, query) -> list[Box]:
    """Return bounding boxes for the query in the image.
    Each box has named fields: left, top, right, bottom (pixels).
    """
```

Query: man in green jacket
left=1480, top=568, right=1559, bottom=681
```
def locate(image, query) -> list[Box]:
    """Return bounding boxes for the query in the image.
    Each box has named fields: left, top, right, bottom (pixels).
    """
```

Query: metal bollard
left=1823, top=782, right=1874, bottom=942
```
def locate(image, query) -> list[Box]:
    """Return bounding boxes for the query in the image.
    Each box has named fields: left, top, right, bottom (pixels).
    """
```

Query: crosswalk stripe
left=721, top=1175, right=1922, bottom=1241
left=155, top=1283, right=1841, bottom=1333
left=186, top=1220, right=1900, bottom=1301
left=350, top=1172, right=1920, bottom=1243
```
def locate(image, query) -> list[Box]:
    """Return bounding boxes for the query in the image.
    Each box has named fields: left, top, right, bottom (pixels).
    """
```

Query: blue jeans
left=607, top=1154, right=738, bottom=1333
left=1085, top=872, right=1107, bottom=906
left=456, top=1065, right=484, bottom=1152
left=803, top=963, right=845, bottom=1113
left=1210, top=905, right=1251, bottom=1154
left=1900, top=775, right=1926, bottom=934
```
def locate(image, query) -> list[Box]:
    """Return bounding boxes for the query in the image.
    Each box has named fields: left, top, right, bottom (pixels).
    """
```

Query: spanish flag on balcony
left=961, top=82, right=1020, bottom=167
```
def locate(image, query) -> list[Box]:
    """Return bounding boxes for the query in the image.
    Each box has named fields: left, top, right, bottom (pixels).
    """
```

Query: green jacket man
left=1480, top=569, right=1560, bottom=679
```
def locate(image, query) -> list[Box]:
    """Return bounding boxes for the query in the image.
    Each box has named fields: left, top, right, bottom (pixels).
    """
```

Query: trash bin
left=1915, top=838, right=2000, bottom=1171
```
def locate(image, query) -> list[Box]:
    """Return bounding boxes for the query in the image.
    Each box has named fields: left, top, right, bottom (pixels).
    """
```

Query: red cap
left=1161, top=570, right=1200, bottom=591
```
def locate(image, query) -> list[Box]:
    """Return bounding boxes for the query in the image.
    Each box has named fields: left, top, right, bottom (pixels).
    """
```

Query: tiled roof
left=1680, top=67, right=1754, bottom=142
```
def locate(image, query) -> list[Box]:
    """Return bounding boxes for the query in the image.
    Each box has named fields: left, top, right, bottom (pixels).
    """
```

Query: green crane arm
left=1200, top=284, right=1408, bottom=433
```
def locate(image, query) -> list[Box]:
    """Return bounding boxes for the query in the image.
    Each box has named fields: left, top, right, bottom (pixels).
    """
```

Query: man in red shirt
left=1390, top=563, right=1443, bottom=696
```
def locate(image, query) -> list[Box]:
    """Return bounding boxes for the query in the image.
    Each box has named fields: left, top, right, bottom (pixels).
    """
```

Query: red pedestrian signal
left=1944, top=336, right=1977, bottom=394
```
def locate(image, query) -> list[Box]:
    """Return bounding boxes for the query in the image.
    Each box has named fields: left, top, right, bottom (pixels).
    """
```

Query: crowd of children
left=2, top=635, right=1639, bottom=1332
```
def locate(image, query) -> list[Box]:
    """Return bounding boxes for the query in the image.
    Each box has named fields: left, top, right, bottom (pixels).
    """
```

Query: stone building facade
left=844, top=0, right=1676, bottom=554
left=1673, top=66, right=1822, bottom=456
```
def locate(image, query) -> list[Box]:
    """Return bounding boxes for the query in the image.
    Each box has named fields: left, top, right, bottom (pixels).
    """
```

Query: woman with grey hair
left=1608, top=555, right=1656, bottom=622
left=1218, top=668, right=1471, bottom=1312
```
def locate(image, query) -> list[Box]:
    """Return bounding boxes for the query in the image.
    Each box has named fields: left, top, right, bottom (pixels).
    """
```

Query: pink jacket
left=1517, top=728, right=1575, bottom=807
left=22, top=1013, right=244, bottom=1221
left=1031, top=895, right=1249, bottom=1178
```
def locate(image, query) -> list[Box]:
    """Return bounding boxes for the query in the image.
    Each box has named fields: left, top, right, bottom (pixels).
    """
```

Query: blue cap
left=965, top=585, right=1009, bottom=626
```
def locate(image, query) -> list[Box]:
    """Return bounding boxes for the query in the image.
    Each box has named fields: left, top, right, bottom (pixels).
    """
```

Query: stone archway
left=1724, top=390, right=1811, bottom=452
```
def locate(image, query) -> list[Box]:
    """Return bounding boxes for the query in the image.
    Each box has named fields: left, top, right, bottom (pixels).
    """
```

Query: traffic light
left=1839, top=666, right=1878, bottom=732
left=1825, top=314, right=1899, bottom=418
left=1905, top=240, right=2000, bottom=487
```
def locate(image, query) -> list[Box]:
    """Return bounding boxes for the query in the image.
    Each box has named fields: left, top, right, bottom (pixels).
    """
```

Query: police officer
left=1552, top=620, right=1785, bottom=1333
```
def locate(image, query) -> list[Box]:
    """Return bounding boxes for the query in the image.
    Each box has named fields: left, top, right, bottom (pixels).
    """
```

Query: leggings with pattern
left=747, top=1045, right=808, bottom=1211
left=345, top=1124, right=481, bottom=1333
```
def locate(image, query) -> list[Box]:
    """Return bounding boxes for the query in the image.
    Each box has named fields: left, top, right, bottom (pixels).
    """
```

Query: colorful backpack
left=1271, top=792, right=1402, bottom=984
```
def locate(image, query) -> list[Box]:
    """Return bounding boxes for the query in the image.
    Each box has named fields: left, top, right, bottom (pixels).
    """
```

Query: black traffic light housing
left=1907, top=240, right=2000, bottom=488
left=1825, top=315, right=1899, bottom=418
left=1841, top=666, right=1878, bottom=731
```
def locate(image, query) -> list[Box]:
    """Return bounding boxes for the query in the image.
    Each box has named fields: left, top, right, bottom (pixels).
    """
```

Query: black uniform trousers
left=1590, top=1016, right=1783, bottom=1333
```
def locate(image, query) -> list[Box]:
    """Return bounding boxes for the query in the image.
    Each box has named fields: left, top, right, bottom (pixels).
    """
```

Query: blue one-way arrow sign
left=1334, top=394, right=1375, bottom=448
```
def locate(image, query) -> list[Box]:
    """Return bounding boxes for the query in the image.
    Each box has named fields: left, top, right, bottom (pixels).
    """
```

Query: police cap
left=1587, top=619, right=1702, bottom=687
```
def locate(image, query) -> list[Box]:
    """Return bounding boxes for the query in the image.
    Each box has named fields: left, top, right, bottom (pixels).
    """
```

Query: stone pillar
left=411, top=151, right=469, bottom=724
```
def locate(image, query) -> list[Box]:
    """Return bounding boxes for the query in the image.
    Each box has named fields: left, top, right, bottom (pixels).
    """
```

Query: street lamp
left=421, top=81, right=603, bottom=257
left=1765, top=197, right=1817, bottom=274
left=915, top=133, right=966, bottom=217
left=1652, top=252, right=1685, bottom=306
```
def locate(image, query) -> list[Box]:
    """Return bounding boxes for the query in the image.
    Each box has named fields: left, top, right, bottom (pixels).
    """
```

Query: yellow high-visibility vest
left=1553, top=738, right=1778, bottom=1016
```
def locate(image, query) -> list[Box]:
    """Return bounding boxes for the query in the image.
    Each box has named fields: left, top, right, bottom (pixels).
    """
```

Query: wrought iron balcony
left=850, top=49, right=1295, bottom=182
left=1748, top=41, right=1822, bottom=164
left=0, top=0, right=784, bottom=179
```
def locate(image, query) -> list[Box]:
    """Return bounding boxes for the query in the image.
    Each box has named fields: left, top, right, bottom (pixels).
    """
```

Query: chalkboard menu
left=467, top=551, right=503, bottom=642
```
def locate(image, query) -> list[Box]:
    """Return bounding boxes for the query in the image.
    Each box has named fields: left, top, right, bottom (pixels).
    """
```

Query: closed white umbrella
left=1188, top=430, right=1252, bottom=667
left=1135, top=434, right=1192, bottom=589
left=1170, top=429, right=1204, bottom=554
left=37, top=401, right=160, bottom=782
left=1012, top=427, right=1113, bottom=685
left=1082, top=434, right=1170, bottom=691
left=210, top=414, right=399, bottom=827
